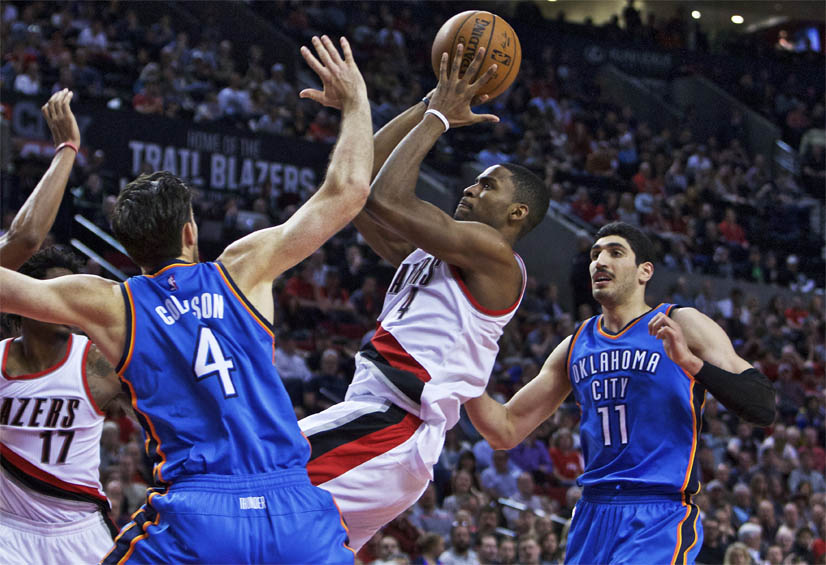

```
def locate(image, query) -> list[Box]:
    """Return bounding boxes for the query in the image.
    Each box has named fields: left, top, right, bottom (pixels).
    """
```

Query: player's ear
left=182, top=220, right=196, bottom=248
left=638, top=261, right=654, bottom=284
left=509, top=202, right=528, bottom=222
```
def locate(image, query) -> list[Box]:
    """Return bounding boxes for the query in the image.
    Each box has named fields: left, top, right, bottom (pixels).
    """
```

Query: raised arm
left=365, top=45, right=508, bottom=273
left=466, top=336, right=573, bottom=450
left=649, top=307, right=776, bottom=426
left=350, top=102, right=426, bottom=266
left=218, top=36, right=373, bottom=319
left=0, top=90, right=80, bottom=270
left=0, top=267, right=125, bottom=364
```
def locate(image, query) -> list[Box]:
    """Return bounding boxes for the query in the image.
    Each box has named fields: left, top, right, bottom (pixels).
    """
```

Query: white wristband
left=424, top=109, right=450, bottom=132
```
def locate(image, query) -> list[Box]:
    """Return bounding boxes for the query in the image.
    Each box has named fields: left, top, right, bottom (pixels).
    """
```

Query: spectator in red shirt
left=132, top=81, right=164, bottom=114
left=549, top=428, right=583, bottom=486
left=718, top=207, right=749, bottom=248
left=281, top=263, right=321, bottom=328
left=632, top=161, right=663, bottom=195
left=570, top=187, right=602, bottom=224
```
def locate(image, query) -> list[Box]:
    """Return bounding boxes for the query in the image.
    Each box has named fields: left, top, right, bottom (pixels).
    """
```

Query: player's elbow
left=744, top=394, right=777, bottom=427
left=489, top=437, right=518, bottom=451
left=0, top=230, right=40, bottom=268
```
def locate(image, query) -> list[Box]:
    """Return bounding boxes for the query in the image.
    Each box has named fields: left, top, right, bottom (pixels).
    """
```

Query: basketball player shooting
left=298, top=44, right=551, bottom=550
left=0, top=35, right=372, bottom=563
left=465, top=222, right=775, bottom=564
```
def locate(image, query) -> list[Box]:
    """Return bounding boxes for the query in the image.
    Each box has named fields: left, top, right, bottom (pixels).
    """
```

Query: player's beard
left=592, top=275, right=634, bottom=307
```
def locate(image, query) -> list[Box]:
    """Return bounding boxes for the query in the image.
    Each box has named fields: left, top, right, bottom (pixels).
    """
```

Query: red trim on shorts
left=1, top=335, right=74, bottom=380
left=307, top=413, right=422, bottom=484
left=0, top=441, right=107, bottom=503
left=370, top=325, right=431, bottom=383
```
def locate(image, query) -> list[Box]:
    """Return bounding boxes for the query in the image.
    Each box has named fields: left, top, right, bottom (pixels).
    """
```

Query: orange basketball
left=431, top=10, right=521, bottom=101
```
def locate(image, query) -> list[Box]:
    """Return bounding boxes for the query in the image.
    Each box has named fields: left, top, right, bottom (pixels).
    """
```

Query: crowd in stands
left=2, top=2, right=825, bottom=564
left=2, top=1, right=823, bottom=287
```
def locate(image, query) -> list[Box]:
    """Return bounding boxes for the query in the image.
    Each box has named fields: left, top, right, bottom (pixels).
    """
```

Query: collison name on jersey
left=0, top=397, right=80, bottom=429
left=153, top=291, right=226, bottom=326
left=570, top=348, right=663, bottom=402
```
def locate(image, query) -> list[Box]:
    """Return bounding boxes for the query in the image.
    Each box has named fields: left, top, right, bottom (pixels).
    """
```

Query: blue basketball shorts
left=101, top=468, right=354, bottom=564
left=565, top=489, right=703, bottom=565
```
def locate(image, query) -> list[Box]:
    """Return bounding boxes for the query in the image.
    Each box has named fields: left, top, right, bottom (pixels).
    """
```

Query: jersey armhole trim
left=666, top=303, right=682, bottom=318
left=447, top=253, right=526, bottom=317
left=214, top=262, right=275, bottom=337
left=80, top=340, right=105, bottom=417
left=1, top=334, right=74, bottom=380
left=114, top=282, right=135, bottom=376
left=565, top=318, right=591, bottom=381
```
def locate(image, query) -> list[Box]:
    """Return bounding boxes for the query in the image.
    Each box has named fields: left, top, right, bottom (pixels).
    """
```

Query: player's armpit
left=84, top=345, right=123, bottom=413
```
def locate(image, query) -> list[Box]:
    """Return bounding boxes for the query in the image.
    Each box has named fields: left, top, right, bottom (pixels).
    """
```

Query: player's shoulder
left=668, top=306, right=706, bottom=324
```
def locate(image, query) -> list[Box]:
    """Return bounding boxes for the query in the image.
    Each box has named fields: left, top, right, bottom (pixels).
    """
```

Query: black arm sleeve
left=693, top=362, right=776, bottom=426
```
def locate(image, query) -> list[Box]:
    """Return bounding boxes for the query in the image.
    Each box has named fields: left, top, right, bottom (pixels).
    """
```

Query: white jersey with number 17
left=0, top=334, right=108, bottom=523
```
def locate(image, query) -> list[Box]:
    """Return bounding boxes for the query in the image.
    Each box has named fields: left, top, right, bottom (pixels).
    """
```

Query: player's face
left=589, top=236, right=646, bottom=306
left=454, top=165, right=515, bottom=228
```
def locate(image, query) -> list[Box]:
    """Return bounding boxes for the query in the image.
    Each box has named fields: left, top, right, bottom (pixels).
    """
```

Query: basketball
left=430, top=11, right=522, bottom=101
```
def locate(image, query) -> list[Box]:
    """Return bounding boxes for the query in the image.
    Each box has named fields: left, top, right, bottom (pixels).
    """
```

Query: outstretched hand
left=428, top=44, right=499, bottom=128
left=648, top=312, right=703, bottom=375
left=299, top=35, right=367, bottom=111
left=42, top=89, right=80, bottom=148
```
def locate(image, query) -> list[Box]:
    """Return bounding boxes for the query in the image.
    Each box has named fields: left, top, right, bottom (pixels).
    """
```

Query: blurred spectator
left=480, top=450, right=519, bottom=500
left=413, top=532, right=445, bottom=565
left=439, top=523, right=477, bottom=565
left=411, top=484, right=453, bottom=541
left=273, top=332, right=312, bottom=382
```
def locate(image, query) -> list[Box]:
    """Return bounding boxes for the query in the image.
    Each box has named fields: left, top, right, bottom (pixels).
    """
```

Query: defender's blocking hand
left=299, top=35, right=367, bottom=111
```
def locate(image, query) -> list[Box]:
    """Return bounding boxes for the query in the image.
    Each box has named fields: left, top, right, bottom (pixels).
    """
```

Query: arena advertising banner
left=2, top=91, right=331, bottom=198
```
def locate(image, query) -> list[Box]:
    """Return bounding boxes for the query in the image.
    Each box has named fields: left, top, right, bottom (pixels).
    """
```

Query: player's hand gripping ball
left=431, top=10, right=522, bottom=101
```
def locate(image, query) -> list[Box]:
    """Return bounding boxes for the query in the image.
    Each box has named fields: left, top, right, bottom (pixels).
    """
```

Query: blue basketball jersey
left=116, top=261, right=309, bottom=484
left=567, top=303, right=706, bottom=495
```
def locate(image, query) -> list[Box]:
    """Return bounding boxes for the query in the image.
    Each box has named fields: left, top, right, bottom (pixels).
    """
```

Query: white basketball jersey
left=0, top=334, right=109, bottom=522
left=348, top=249, right=526, bottom=430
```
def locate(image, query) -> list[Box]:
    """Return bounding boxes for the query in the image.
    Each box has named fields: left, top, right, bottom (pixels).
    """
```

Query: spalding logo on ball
left=431, top=11, right=522, bottom=100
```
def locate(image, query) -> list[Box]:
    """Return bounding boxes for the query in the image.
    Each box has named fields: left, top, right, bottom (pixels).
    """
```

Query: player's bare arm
left=300, top=53, right=426, bottom=267
left=0, top=90, right=80, bottom=270
left=367, top=46, right=521, bottom=309
left=84, top=345, right=124, bottom=412
left=465, top=336, right=573, bottom=450
left=351, top=102, right=428, bottom=266
left=218, top=35, right=372, bottom=321
left=649, top=307, right=775, bottom=425
left=0, top=268, right=125, bottom=365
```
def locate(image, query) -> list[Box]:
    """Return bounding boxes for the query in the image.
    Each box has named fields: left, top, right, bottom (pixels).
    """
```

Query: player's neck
left=600, top=300, right=651, bottom=334
left=12, top=331, right=71, bottom=374
left=140, top=254, right=197, bottom=275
